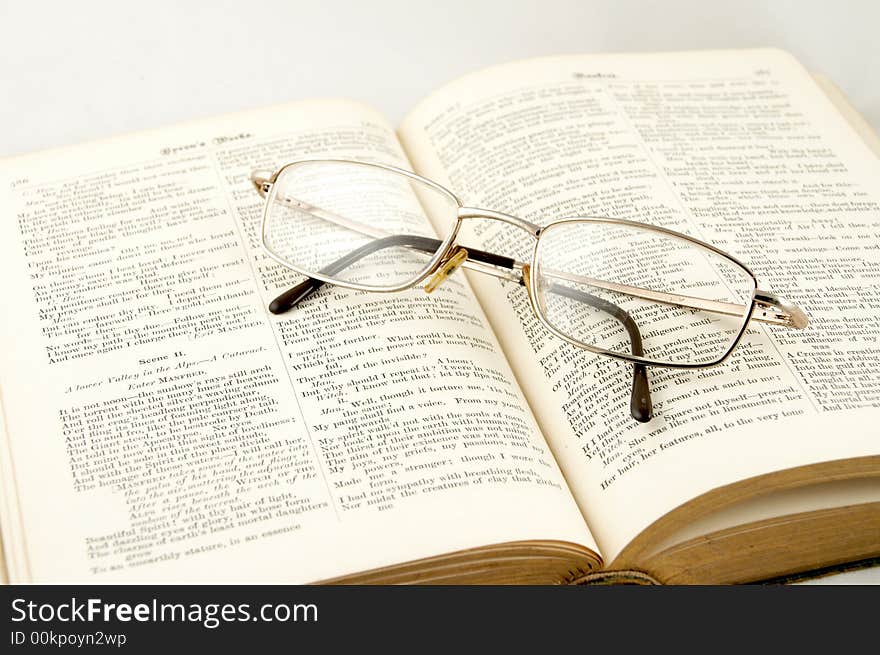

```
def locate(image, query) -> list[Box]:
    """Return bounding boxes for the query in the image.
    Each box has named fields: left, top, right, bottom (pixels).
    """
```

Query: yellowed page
left=648, top=476, right=880, bottom=557
left=0, top=99, right=595, bottom=582
left=399, top=49, right=880, bottom=562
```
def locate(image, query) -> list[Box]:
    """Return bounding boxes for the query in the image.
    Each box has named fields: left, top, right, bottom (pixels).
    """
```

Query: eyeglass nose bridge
left=449, top=207, right=542, bottom=295
left=457, top=207, right=542, bottom=239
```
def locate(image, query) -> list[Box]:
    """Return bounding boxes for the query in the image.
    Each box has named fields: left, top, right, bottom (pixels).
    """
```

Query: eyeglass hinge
left=753, top=290, right=809, bottom=329
left=249, top=170, right=274, bottom=198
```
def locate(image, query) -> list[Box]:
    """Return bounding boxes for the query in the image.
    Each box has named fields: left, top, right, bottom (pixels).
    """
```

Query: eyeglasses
left=249, top=159, right=808, bottom=423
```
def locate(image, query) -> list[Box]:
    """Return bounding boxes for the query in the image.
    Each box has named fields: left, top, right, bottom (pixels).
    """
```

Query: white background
left=1, top=0, right=878, bottom=583
left=1, top=0, right=879, bottom=156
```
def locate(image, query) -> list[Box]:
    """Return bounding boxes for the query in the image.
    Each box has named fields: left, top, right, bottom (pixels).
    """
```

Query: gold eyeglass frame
left=250, top=158, right=808, bottom=372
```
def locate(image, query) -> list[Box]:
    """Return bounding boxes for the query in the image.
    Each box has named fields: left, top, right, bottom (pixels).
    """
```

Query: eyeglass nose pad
left=520, top=263, right=540, bottom=317
left=425, top=247, right=469, bottom=293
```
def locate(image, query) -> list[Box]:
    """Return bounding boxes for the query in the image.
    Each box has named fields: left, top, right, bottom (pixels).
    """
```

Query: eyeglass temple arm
left=537, top=281, right=652, bottom=422
left=268, top=234, right=652, bottom=423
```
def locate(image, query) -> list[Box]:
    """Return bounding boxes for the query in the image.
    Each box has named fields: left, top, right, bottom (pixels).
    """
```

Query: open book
left=1, top=49, right=878, bottom=584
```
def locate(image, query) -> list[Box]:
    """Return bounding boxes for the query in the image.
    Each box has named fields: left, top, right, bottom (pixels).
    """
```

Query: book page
left=399, top=49, right=880, bottom=562
left=0, top=99, right=595, bottom=582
